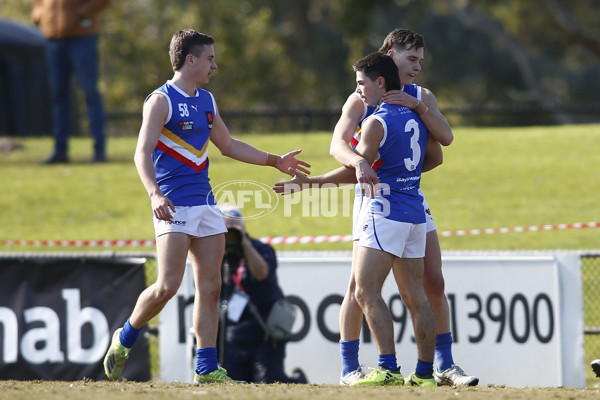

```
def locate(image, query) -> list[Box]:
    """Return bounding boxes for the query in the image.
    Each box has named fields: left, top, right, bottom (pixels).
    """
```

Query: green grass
left=2, top=124, right=599, bottom=251
left=424, top=125, right=600, bottom=250
left=2, top=125, right=600, bottom=385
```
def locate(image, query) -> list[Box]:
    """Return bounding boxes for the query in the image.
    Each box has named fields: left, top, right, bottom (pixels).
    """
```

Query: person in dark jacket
left=219, top=205, right=307, bottom=384
left=32, top=0, right=111, bottom=163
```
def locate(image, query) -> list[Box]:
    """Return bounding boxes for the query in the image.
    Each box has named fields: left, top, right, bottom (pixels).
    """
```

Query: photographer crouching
left=218, top=205, right=308, bottom=384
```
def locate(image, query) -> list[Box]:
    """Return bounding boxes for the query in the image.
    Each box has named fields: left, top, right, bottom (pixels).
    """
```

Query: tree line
left=5, top=0, right=600, bottom=129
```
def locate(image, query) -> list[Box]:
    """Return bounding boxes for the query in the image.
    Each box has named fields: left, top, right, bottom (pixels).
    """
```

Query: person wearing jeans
left=32, top=0, right=111, bottom=163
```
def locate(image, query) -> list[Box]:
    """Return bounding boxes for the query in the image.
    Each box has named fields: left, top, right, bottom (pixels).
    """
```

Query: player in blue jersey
left=103, top=29, right=310, bottom=384
left=378, top=29, right=477, bottom=387
left=330, top=29, right=475, bottom=387
left=351, top=51, right=434, bottom=386
left=277, top=52, right=435, bottom=386
left=275, top=29, right=477, bottom=387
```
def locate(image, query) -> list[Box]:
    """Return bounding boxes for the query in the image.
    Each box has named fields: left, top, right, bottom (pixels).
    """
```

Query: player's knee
left=402, top=293, right=417, bottom=311
left=424, top=274, right=445, bottom=300
left=153, top=282, right=179, bottom=303
left=401, top=290, right=427, bottom=313
left=197, top=279, right=221, bottom=302
left=354, top=286, right=374, bottom=308
left=344, top=288, right=359, bottom=306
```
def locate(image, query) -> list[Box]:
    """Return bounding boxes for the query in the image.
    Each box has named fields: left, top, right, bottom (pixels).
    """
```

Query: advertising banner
left=0, top=255, right=150, bottom=381
left=159, top=251, right=584, bottom=387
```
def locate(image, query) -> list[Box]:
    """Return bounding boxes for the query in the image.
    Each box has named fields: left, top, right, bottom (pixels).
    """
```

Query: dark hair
left=352, top=52, right=402, bottom=91
left=378, top=28, right=425, bottom=53
left=169, top=29, right=214, bottom=71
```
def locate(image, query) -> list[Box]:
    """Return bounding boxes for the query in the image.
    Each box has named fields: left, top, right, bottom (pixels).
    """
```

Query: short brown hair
left=353, top=52, right=402, bottom=92
left=169, top=29, right=214, bottom=71
left=378, top=28, right=424, bottom=53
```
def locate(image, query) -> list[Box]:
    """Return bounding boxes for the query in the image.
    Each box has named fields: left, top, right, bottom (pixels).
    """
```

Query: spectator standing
left=32, top=0, right=111, bottom=164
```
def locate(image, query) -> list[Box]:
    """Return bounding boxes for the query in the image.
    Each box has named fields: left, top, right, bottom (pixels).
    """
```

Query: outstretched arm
left=274, top=109, right=385, bottom=197
left=273, top=165, right=357, bottom=195
left=210, top=105, right=311, bottom=176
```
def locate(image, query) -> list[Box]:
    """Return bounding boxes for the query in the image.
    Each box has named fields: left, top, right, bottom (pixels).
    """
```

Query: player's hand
left=276, top=149, right=311, bottom=176
left=273, top=167, right=311, bottom=195
left=381, top=90, right=419, bottom=109
left=355, top=160, right=379, bottom=198
left=151, top=193, right=176, bottom=221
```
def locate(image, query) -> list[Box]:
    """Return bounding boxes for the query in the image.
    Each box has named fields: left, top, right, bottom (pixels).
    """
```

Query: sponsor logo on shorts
left=166, top=220, right=187, bottom=226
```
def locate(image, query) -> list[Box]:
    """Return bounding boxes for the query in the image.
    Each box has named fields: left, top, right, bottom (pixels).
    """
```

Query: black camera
left=222, top=227, right=244, bottom=282
left=225, top=227, right=243, bottom=259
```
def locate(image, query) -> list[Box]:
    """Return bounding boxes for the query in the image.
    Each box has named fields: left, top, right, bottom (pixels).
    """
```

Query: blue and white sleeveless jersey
left=367, top=102, right=429, bottom=223
left=150, top=80, right=216, bottom=206
left=351, top=84, right=421, bottom=164
left=402, top=83, right=421, bottom=101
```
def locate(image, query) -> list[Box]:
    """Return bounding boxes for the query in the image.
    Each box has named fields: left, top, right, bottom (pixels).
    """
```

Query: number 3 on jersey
left=404, top=118, right=421, bottom=171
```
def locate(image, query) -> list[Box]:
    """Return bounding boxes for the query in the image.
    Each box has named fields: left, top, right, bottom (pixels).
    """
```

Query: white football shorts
left=354, top=188, right=435, bottom=240
left=352, top=192, right=369, bottom=241
left=153, top=205, right=227, bottom=238
left=358, top=213, right=427, bottom=258
left=420, top=189, right=436, bottom=233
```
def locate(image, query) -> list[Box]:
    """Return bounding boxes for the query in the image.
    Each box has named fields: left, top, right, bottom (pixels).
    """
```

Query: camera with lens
left=224, top=227, right=244, bottom=267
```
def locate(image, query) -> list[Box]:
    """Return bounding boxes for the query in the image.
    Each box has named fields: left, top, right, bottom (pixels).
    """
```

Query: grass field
left=1, top=124, right=599, bottom=251
left=0, top=380, right=598, bottom=400
left=1, top=125, right=600, bottom=395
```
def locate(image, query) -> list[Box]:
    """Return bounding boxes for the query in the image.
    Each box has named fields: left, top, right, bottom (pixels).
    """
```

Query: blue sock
left=435, top=332, right=454, bottom=372
left=378, top=353, right=398, bottom=371
left=119, top=319, right=142, bottom=348
left=340, top=339, right=360, bottom=376
left=416, top=359, right=434, bottom=377
left=196, top=347, right=218, bottom=376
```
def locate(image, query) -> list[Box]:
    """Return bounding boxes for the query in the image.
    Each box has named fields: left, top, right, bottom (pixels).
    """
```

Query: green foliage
left=5, top=1, right=598, bottom=127
left=1, top=124, right=599, bottom=252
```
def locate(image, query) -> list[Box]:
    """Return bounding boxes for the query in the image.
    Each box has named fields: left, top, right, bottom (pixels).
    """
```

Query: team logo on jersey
left=178, top=120, right=194, bottom=131
left=206, top=111, right=213, bottom=129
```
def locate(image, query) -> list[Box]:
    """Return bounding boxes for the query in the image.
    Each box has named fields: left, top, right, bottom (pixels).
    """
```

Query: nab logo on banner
left=0, top=256, right=150, bottom=381
left=0, top=288, right=109, bottom=364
